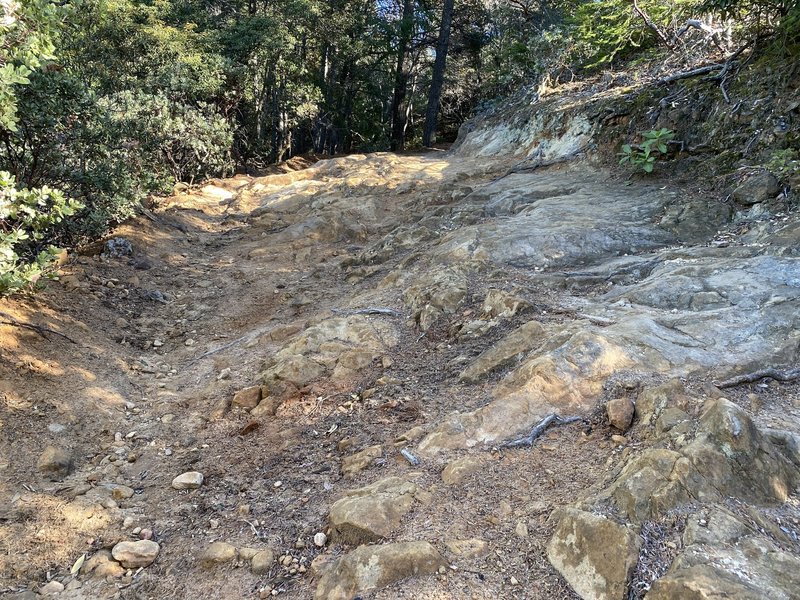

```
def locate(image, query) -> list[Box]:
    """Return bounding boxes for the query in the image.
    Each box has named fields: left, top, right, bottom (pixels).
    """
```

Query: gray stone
left=732, top=172, right=780, bottom=205
left=200, top=542, right=237, bottom=568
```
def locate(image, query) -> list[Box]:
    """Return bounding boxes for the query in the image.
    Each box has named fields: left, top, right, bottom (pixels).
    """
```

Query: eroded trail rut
left=2, top=147, right=800, bottom=600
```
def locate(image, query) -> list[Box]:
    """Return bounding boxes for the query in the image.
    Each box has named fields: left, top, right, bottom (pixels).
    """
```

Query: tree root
left=716, top=368, right=800, bottom=388
left=499, top=414, right=583, bottom=449
left=0, top=311, right=78, bottom=344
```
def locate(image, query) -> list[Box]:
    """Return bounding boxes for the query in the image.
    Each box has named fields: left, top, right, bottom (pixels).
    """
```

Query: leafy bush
left=0, top=172, right=82, bottom=294
left=620, top=128, right=676, bottom=173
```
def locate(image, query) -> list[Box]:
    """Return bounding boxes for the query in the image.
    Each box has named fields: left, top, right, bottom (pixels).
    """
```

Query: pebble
left=611, top=434, right=628, bottom=445
left=314, top=532, right=327, bottom=547
left=47, top=424, right=66, bottom=434
left=185, top=339, right=196, bottom=347
left=139, top=529, right=153, bottom=540
left=200, top=542, right=238, bottom=567
left=171, top=471, right=204, bottom=490
left=510, top=576, right=519, bottom=585
left=153, top=339, right=164, bottom=348
left=123, top=516, right=135, bottom=529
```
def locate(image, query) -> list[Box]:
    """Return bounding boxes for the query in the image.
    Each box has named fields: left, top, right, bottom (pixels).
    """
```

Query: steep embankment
left=1, top=82, right=799, bottom=600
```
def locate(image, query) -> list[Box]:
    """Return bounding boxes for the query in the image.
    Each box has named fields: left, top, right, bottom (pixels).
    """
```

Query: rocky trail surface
left=1, top=113, right=800, bottom=600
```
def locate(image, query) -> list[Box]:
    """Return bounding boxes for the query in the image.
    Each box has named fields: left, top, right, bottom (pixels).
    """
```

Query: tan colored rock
left=482, top=289, right=530, bottom=319
left=251, top=549, right=275, bottom=575
left=606, top=398, right=634, bottom=431
left=232, top=386, right=261, bottom=410
left=239, top=547, right=259, bottom=561
left=459, top=320, right=546, bottom=383
left=81, top=549, right=124, bottom=579
left=441, top=456, right=483, bottom=485
left=314, top=541, right=445, bottom=600
left=341, top=445, right=382, bottom=478
left=111, top=540, right=160, bottom=568
left=547, top=508, right=641, bottom=600
left=250, top=395, right=279, bottom=418
left=329, top=477, right=419, bottom=543
left=200, top=542, right=238, bottom=568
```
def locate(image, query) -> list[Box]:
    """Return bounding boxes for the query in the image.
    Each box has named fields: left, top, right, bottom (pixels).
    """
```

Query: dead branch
left=633, top=0, right=673, bottom=49
left=331, top=307, right=404, bottom=317
left=716, top=368, right=800, bottom=388
left=657, top=63, right=724, bottom=84
left=0, top=311, right=78, bottom=344
left=499, top=414, right=583, bottom=449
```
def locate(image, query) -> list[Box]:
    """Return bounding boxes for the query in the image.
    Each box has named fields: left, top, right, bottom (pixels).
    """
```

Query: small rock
left=232, top=386, right=262, bottom=410
left=111, top=540, right=160, bottom=568
left=341, top=445, right=383, bottom=478
left=185, top=339, right=196, bottom=347
left=171, top=471, right=204, bottom=490
left=611, top=434, right=628, bottom=445
left=251, top=549, right=275, bottom=575
left=81, top=550, right=124, bottom=579
left=200, top=542, right=238, bottom=567
left=36, top=446, right=73, bottom=479
left=38, top=581, right=64, bottom=595
left=47, top=424, right=66, bottom=434
left=105, top=237, right=133, bottom=258
left=510, top=576, right=519, bottom=585
left=515, top=520, right=529, bottom=538
left=314, top=532, right=327, bottom=547
left=123, top=516, right=135, bottom=529
left=139, top=528, right=153, bottom=540
left=607, top=398, right=635, bottom=431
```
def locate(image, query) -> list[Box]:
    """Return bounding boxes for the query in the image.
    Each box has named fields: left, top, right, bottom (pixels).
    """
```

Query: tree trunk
left=390, top=0, right=414, bottom=151
left=423, top=0, right=454, bottom=147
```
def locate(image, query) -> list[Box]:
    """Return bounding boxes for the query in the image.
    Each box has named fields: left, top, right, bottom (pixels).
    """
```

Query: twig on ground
left=715, top=367, right=800, bottom=388
left=0, top=311, right=79, bottom=344
left=499, top=414, right=583, bottom=449
left=633, top=0, right=672, bottom=49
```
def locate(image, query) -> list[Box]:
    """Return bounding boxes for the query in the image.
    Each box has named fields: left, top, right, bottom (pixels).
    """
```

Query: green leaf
left=643, top=162, right=654, bottom=173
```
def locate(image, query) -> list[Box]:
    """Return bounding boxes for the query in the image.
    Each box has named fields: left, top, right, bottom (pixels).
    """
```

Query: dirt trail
left=1, top=149, right=799, bottom=600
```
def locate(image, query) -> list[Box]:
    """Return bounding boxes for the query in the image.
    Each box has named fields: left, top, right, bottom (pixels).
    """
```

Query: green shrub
left=0, top=172, right=83, bottom=294
left=619, top=128, right=676, bottom=173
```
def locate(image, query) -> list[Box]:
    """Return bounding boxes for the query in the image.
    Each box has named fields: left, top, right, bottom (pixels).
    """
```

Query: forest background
left=0, top=0, right=797, bottom=293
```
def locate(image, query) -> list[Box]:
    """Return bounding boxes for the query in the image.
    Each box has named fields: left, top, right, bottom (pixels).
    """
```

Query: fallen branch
left=716, top=368, right=800, bottom=388
left=657, top=63, right=724, bottom=85
left=633, top=0, right=672, bottom=49
left=499, top=414, right=583, bottom=449
left=331, top=307, right=404, bottom=317
left=0, top=311, right=78, bottom=344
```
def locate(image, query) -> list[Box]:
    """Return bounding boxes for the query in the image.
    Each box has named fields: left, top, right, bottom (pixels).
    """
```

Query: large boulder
left=547, top=508, right=641, bottom=600
left=313, top=541, right=445, bottom=600
left=328, top=477, right=423, bottom=544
